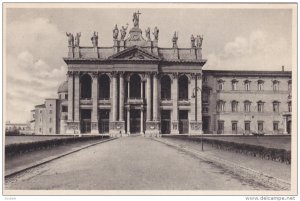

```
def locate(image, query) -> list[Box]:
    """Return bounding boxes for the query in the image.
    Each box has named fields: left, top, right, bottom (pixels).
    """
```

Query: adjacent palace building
left=32, top=12, right=292, bottom=136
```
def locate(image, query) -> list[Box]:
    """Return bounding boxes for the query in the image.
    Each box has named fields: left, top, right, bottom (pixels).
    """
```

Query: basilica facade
left=32, top=12, right=292, bottom=136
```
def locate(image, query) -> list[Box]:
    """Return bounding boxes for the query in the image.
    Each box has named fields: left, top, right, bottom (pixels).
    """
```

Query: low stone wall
left=163, top=135, right=291, bottom=164
left=5, top=135, right=110, bottom=158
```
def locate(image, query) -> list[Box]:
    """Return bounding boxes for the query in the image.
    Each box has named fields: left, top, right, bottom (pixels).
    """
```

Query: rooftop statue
left=196, top=35, right=203, bottom=48
left=191, top=34, right=195, bottom=48
left=120, top=24, right=128, bottom=40
left=172, top=31, right=178, bottom=48
left=91, top=31, right=98, bottom=47
left=133, top=10, right=141, bottom=28
left=66, top=32, right=74, bottom=47
left=74, top=32, right=81, bottom=47
left=113, top=24, right=119, bottom=40
left=145, top=27, right=151, bottom=41
left=153, top=26, right=159, bottom=41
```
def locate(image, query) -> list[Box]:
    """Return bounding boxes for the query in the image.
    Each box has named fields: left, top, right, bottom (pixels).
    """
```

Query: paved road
left=5, top=136, right=269, bottom=190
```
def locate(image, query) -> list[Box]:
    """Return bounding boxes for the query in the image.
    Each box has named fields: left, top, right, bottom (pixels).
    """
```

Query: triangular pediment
left=108, top=46, right=160, bottom=61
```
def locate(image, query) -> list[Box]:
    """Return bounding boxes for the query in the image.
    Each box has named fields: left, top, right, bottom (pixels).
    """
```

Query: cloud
left=205, top=30, right=291, bottom=71
left=5, top=17, right=67, bottom=123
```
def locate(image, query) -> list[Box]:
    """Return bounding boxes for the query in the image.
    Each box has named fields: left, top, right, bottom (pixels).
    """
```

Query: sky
left=4, top=5, right=294, bottom=123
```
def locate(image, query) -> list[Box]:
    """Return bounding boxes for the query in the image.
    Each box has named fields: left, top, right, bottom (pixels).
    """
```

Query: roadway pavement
left=5, top=136, right=270, bottom=190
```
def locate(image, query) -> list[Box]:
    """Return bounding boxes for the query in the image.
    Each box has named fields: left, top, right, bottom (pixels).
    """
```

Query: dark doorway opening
left=80, top=109, right=91, bottom=133
left=99, top=74, right=110, bottom=99
left=130, top=109, right=140, bottom=133
left=202, top=116, right=210, bottom=134
left=179, top=110, right=189, bottom=134
left=161, top=110, right=171, bottom=134
left=178, top=75, right=188, bottom=100
left=287, top=120, right=291, bottom=134
left=130, top=74, right=141, bottom=98
left=161, top=75, right=171, bottom=100
left=80, top=74, right=92, bottom=99
left=99, top=109, right=110, bottom=134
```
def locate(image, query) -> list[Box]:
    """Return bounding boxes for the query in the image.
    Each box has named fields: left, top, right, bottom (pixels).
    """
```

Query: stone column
left=171, top=73, right=179, bottom=134
left=91, top=72, right=99, bottom=134
left=140, top=108, right=144, bottom=134
left=67, top=71, right=73, bottom=122
left=127, top=107, right=130, bottom=134
left=127, top=79, right=130, bottom=99
left=141, top=81, right=144, bottom=99
left=119, top=73, right=124, bottom=121
left=153, top=73, right=158, bottom=121
left=69, top=71, right=80, bottom=134
left=283, top=116, right=287, bottom=134
left=189, top=74, right=196, bottom=135
left=112, top=72, right=118, bottom=122
left=146, top=73, right=151, bottom=121
left=74, top=72, right=80, bottom=122
left=196, top=73, right=203, bottom=134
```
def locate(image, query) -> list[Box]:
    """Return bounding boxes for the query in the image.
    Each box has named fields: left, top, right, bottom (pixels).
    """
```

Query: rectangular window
left=273, top=102, right=279, bottom=112
left=62, top=106, right=68, bottom=112
left=232, top=82, right=237, bottom=91
left=218, top=121, right=224, bottom=134
left=202, top=107, right=208, bottom=113
left=245, top=82, right=250, bottom=91
left=273, top=83, right=279, bottom=91
left=66, top=94, right=68, bottom=99
left=257, top=103, right=264, bottom=112
left=258, top=82, right=264, bottom=91
left=245, top=121, right=251, bottom=131
left=217, top=102, right=225, bottom=112
left=231, top=102, right=238, bottom=112
left=232, top=121, right=238, bottom=134
left=244, top=102, right=251, bottom=112
left=218, top=83, right=223, bottom=91
left=273, top=122, right=279, bottom=131
left=258, top=121, right=264, bottom=132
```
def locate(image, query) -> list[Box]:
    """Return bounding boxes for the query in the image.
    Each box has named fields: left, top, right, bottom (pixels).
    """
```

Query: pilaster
left=171, top=73, right=179, bottom=134
left=91, top=72, right=99, bottom=134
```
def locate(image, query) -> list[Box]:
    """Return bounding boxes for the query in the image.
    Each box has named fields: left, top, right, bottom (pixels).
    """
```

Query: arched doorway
left=161, top=75, right=171, bottom=100
left=80, top=74, right=92, bottom=99
left=178, top=75, right=189, bottom=100
left=130, top=74, right=141, bottom=98
left=98, top=74, right=110, bottom=99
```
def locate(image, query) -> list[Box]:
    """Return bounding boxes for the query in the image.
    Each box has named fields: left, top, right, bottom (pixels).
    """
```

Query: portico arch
left=130, top=73, right=141, bottom=98
left=80, top=74, right=92, bottom=99
left=161, top=75, right=171, bottom=100
left=98, top=74, right=110, bottom=99
left=178, top=74, right=189, bottom=100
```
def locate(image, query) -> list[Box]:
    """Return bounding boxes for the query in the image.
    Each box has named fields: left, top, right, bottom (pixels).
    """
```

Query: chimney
left=282, top=65, right=285, bottom=72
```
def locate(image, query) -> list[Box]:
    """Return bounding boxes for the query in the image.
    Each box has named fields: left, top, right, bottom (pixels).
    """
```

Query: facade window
left=272, top=80, right=279, bottom=91
left=65, top=94, right=68, bottom=100
left=273, top=121, right=279, bottom=131
left=202, top=91, right=209, bottom=103
left=257, top=80, right=264, bottom=91
left=231, top=79, right=238, bottom=91
left=161, top=75, right=171, bottom=100
left=62, top=106, right=68, bottom=112
left=203, top=107, right=208, bottom=113
left=258, top=121, right=264, bottom=132
left=49, top=110, right=52, bottom=114
left=288, top=101, right=292, bottom=112
left=203, top=76, right=208, bottom=83
left=217, top=79, right=224, bottom=91
left=232, top=121, right=238, bottom=134
left=231, top=101, right=238, bottom=112
left=178, top=75, right=189, bottom=100
left=217, top=100, right=225, bottom=112
left=245, top=121, right=251, bottom=132
left=244, top=80, right=251, bottom=91
left=257, top=101, right=264, bottom=112
left=218, top=121, right=224, bottom=134
left=273, top=101, right=280, bottom=113
left=244, top=101, right=251, bottom=112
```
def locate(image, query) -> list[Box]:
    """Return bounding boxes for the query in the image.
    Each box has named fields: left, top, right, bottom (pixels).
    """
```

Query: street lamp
left=191, top=86, right=203, bottom=151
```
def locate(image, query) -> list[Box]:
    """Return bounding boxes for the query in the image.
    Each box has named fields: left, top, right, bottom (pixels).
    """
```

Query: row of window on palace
left=213, top=100, right=291, bottom=113
left=216, top=79, right=291, bottom=91
left=217, top=121, right=281, bottom=132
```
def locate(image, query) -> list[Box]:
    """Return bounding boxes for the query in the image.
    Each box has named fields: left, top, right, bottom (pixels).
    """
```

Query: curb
left=5, top=138, right=117, bottom=178
left=152, top=138, right=290, bottom=191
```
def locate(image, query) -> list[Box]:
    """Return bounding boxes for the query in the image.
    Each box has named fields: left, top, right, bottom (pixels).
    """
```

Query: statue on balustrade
left=145, top=27, right=151, bottom=41
left=74, top=32, right=81, bottom=47
left=113, top=24, right=119, bottom=40
left=196, top=35, right=203, bottom=48
left=120, top=24, right=128, bottom=40
left=191, top=34, right=195, bottom=48
left=153, top=26, right=159, bottom=41
left=66, top=32, right=74, bottom=47
left=91, top=31, right=98, bottom=47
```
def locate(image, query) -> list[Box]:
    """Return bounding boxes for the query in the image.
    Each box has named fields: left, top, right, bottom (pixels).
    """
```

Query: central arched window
left=80, top=74, right=92, bottom=99
left=161, top=75, right=171, bottom=100
left=99, top=74, right=110, bottom=99
left=130, top=74, right=141, bottom=98
left=178, top=75, right=188, bottom=100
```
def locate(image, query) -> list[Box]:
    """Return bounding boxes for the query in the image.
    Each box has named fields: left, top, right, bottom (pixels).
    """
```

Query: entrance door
left=130, top=109, right=140, bottom=133
left=161, top=110, right=171, bottom=134
left=179, top=110, right=189, bottom=134
left=202, top=116, right=210, bottom=134
left=99, top=109, right=110, bottom=134
left=80, top=109, right=91, bottom=134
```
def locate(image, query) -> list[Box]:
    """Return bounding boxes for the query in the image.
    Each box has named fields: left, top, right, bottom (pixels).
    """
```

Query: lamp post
left=192, top=86, right=203, bottom=151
